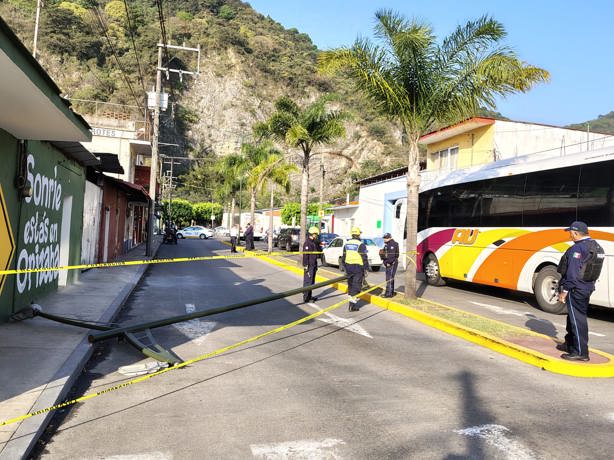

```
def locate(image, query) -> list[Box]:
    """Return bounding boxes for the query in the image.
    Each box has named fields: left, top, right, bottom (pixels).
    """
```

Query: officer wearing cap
left=342, top=227, right=369, bottom=311
left=381, top=233, right=399, bottom=298
left=556, top=221, right=595, bottom=362
left=302, top=226, right=320, bottom=303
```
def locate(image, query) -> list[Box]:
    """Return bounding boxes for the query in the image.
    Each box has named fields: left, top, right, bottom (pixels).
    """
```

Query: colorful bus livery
left=392, top=147, right=614, bottom=314
left=417, top=226, right=613, bottom=313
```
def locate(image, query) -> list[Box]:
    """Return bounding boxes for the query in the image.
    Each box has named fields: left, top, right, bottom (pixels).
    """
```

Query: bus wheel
left=534, top=266, right=567, bottom=314
left=424, top=254, right=444, bottom=286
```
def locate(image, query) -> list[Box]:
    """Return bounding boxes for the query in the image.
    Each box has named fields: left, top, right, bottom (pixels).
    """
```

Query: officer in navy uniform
left=557, top=221, right=596, bottom=362
left=381, top=233, right=399, bottom=298
left=302, top=226, right=320, bottom=303
left=342, top=227, right=369, bottom=311
left=244, top=223, right=255, bottom=250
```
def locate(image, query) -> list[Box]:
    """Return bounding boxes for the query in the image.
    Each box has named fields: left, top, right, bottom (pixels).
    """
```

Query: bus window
left=429, top=187, right=453, bottom=227
left=481, top=175, right=525, bottom=227
left=524, top=167, right=578, bottom=226
left=578, top=162, right=614, bottom=226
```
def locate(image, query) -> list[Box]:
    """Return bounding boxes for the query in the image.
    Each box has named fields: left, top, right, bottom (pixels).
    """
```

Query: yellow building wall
left=425, top=124, right=495, bottom=170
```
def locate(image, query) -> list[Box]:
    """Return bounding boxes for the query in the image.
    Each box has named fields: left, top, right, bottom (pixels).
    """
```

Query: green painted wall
left=0, top=131, right=86, bottom=321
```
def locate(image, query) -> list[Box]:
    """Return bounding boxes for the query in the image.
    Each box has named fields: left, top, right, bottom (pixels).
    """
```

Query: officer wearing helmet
left=342, top=227, right=369, bottom=311
left=302, top=226, right=320, bottom=303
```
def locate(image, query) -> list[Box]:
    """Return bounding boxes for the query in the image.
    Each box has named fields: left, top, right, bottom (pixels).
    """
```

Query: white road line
left=606, top=413, right=614, bottom=422
left=250, top=438, right=345, bottom=459
left=93, top=453, right=172, bottom=460
left=455, top=424, right=537, bottom=460
left=471, top=302, right=606, bottom=337
left=308, top=302, right=373, bottom=339
left=551, top=322, right=605, bottom=337
left=470, top=301, right=525, bottom=317
left=173, top=304, right=217, bottom=345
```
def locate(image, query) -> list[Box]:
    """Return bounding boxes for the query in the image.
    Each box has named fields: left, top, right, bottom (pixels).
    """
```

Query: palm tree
left=319, top=10, right=549, bottom=299
left=250, top=154, right=298, bottom=252
left=242, top=141, right=283, bottom=229
left=254, top=95, right=349, bottom=251
left=218, top=155, right=246, bottom=229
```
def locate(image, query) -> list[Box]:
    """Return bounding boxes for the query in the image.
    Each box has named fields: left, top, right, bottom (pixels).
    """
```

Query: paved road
left=254, top=239, right=614, bottom=355
left=36, top=239, right=614, bottom=459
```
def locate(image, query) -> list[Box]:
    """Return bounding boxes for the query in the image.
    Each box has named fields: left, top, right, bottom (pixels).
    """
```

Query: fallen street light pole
left=88, top=275, right=348, bottom=344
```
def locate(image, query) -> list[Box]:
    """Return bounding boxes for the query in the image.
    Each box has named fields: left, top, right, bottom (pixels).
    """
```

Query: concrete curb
left=0, top=241, right=161, bottom=460
left=239, top=245, right=614, bottom=378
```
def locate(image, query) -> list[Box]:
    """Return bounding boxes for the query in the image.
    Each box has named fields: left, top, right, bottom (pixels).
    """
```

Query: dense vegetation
left=566, top=111, right=614, bottom=135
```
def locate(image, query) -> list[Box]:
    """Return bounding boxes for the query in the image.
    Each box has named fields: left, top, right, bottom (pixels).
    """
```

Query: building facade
left=0, top=18, right=94, bottom=321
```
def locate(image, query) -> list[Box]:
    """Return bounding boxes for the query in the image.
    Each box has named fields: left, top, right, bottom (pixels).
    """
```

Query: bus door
left=391, top=198, right=407, bottom=265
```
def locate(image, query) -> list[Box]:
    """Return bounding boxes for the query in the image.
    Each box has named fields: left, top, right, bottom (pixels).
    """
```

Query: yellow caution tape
left=0, top=248, right=420, bottom=276
left=0, top=281, right=387, bottom=427
left=0, top=251, right=323, bottom=276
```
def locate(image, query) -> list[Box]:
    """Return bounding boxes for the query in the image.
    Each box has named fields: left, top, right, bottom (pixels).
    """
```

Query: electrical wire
left=89, top=5, right=144, bottom=112
left=122, top=0, right=147, bottom=96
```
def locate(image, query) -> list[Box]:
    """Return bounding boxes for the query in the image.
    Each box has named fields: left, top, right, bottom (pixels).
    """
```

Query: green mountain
left=566, top=111, right=614, bottom=135
left=1, top=0, right=409, bottom=203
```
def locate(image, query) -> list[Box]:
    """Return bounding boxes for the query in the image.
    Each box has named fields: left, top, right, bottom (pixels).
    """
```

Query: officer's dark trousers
left=303, top=265, right=317, bottom=302
left=246, top=235, right=254, bottom=250
left=565, top=288, right=591, bottom=357
left=385, top=261, right=398, bottom=296
left=346, top=264, right=364, bottom=297
left=230, top=236, right=237, bottom=253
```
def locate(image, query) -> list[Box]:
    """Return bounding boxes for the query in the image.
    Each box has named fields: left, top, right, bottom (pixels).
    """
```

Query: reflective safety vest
left=344, top=238, right=364, bottom=265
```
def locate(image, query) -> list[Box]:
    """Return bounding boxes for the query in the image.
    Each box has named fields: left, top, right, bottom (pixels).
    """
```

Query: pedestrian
left=556, top=221, right=605, bottom=362
left=381, top=233, right=399, bottom=298
left=244, top=223, right=255, bottom=250
left=302, top=226, right=320, bottom=303
left=229, top=225, right=239, bottom=253
left=342, top=227, right=369, bottom=311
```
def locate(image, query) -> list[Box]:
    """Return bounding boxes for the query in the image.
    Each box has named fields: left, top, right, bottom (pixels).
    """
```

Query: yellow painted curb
left=238, top=241, right=614, bottom=378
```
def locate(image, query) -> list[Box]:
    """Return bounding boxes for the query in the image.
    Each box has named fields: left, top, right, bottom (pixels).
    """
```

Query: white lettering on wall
left=18, top=154, right=62, bottom=293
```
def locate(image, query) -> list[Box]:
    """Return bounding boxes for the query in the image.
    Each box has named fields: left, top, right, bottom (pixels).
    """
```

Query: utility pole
left=146, top=45, right=163, bottom=256
left=319, top=157, right=326, bottom=232
left=146, top=41, right=200, bottom=256
left=33, top=0, right=43, bottom=58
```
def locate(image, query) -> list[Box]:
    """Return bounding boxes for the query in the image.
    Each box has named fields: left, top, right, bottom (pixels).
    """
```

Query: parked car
left=214, top=226, right=229, bottom=237
left=317, top=232, right=338, bottom=257
left=176, top=226, right=211, bottom=239
left=275, top=227, right=301, bottom=251
left=321, top=236, right=382, bottom=271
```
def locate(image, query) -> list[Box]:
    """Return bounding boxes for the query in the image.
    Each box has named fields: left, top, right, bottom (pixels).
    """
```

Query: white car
left=176, top=226, right=212, bottom=239
left=321, top=236, right=382, bottom=271
left=214, top=226, right=229, bottom=237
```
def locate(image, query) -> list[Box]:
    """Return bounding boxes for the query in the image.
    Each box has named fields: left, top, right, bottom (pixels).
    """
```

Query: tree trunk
left=230, top=197, right=236, bottom=228
left=403, top=135, right=421, bottom=300
left=268, top=184, right=275, bottom=253
left=250, top=188, right=256, bottom=233
left=298, top=152, right=310, bottom=252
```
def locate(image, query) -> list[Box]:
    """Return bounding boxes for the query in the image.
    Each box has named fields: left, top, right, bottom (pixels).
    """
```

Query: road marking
left=606, top=413, right=614, bottom=422
left=470, top=301, right=524, bottom=317
left=308, top=302, right=372, bottom=338
left=173, top=304, right=217, bottom=345
left=250, top=438, right=345, bottom=459
left=92, top=453, right=172, bottom=460
left=471, top=302, right=606, bottom=337
left=454, top=424, right=536, bottom=460
left=551, top=322, right=605, bottom=337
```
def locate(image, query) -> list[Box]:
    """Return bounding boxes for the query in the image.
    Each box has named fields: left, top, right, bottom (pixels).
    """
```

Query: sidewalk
left=0, top=238, right=161, bottom=460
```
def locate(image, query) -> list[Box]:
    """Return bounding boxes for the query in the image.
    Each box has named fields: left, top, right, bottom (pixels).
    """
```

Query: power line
left=122, top=0, right=147, bottom=95
left=89, top=5, right=144, bottom=112
left=154, top=0, right=176, bottom=101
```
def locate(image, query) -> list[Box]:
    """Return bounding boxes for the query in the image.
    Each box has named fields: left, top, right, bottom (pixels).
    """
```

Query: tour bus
left=391, top=147, right=614, bottom=314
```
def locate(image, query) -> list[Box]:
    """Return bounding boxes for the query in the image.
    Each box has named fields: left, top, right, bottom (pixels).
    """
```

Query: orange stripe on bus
left=473, top=229, right=614, bottom=289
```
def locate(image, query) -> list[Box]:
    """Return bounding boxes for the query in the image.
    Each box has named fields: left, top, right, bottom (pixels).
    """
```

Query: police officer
left=557, top=221, right=597, bottom=362
left=302, top=226, right=320, bottom=303
left=342, top=227, right=369, bottom=311
left=381, top=233, right=399, bottom=298
left=244, top=223, right=255, bottom=250
left=229, top=225, right=239, bottom=253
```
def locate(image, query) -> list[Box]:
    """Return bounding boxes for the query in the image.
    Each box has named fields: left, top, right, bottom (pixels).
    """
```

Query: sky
left=247, top=0, right=614, bottom=127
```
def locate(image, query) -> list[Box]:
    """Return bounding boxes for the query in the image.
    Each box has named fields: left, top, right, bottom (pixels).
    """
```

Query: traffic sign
left=0, top=185, right=15, bottom=295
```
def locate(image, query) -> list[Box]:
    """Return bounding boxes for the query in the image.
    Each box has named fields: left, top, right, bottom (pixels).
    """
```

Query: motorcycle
left=163, top=227, right=177, bottom=244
